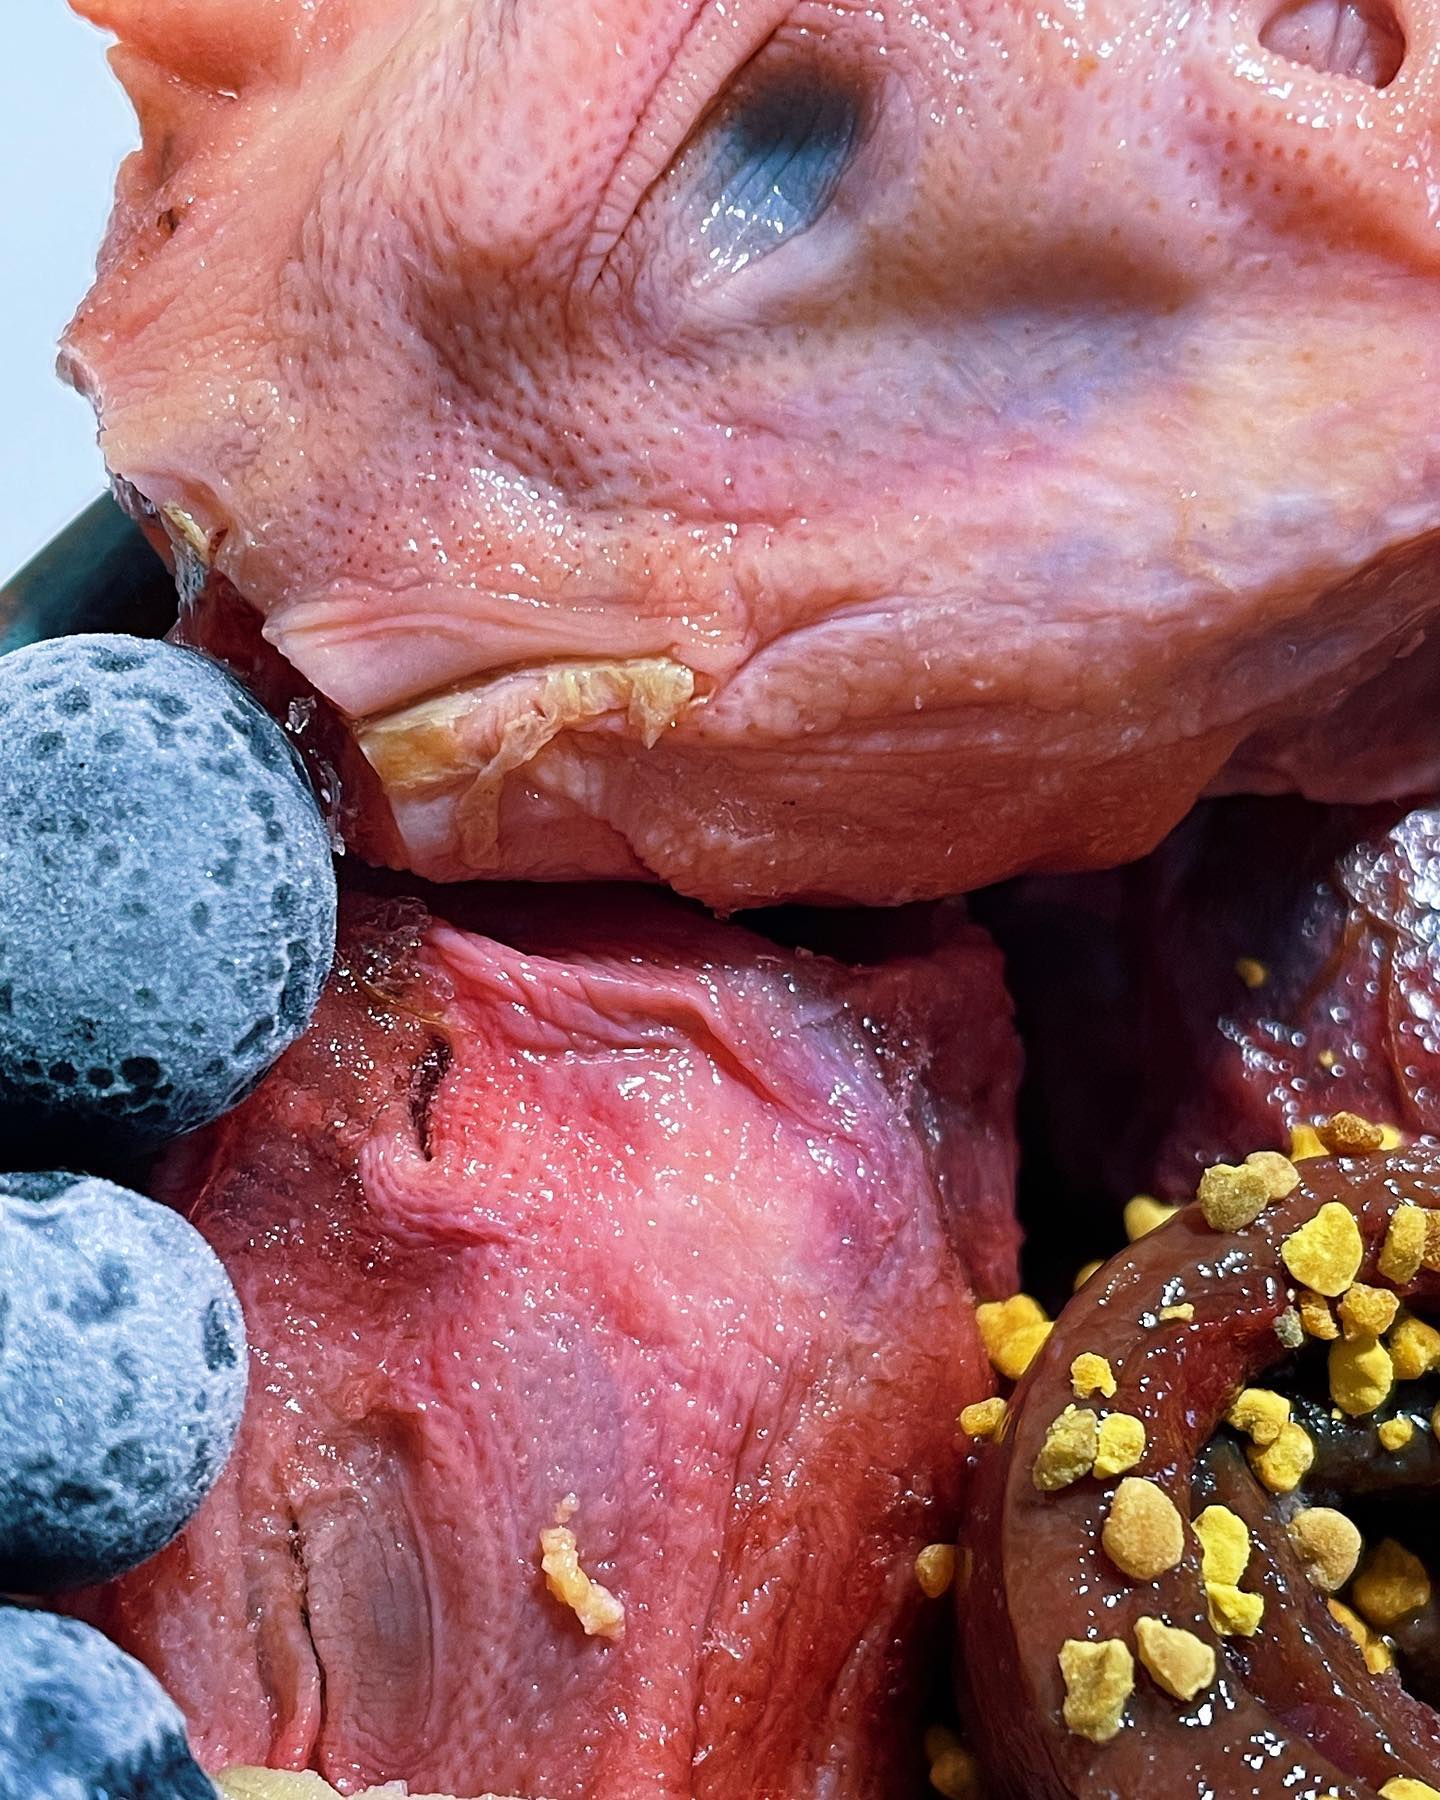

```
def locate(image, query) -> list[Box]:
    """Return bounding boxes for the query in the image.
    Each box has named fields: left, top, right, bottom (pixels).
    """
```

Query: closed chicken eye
left=687, top=75, right=863, bottom=286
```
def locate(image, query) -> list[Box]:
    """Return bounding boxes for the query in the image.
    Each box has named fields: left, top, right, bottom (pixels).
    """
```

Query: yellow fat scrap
left=1281, top=1203, right=1365, bottom=1297
left=1058, top=1638, right=1134, bottom=1743
left=540, top=1515, right=625, bottom=1641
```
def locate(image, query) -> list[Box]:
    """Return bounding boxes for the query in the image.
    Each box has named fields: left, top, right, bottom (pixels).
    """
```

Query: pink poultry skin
left=64, top=0, right=1440, bottom=907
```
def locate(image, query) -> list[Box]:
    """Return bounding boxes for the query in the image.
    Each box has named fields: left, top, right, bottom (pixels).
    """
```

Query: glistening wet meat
left=61, top=0, right=1440, bottom=906
left=958, top=1143, right=1440, bottom=1798
left=78, top=892, right=1018, bottom=1797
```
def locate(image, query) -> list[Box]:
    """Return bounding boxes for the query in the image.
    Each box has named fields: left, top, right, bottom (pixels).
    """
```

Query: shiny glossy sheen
left=61, top=0, right=1440, bottom=905
left=78, top=890, right=1018, bottom=1796
left=959, top=1148, right=1440, bottom=1798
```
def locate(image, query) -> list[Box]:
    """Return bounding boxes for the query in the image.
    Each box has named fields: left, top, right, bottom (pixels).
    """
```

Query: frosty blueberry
left=0, top=1607, right=215, bottom=1799
left=0, top=1172, right=248, bottom=1591
left=0, top=634, right=336, bottom=1150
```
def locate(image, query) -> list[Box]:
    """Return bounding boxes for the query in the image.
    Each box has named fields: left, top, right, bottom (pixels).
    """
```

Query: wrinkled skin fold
left=78, top=892, right=1018, bottom=1797
left=959, top=1148, right=1440, bottom=1798
left=61, top=0, right=1440, bottom=905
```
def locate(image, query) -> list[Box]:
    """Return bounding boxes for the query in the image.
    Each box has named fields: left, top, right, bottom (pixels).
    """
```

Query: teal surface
left=0, top=497, right=176, bottom=655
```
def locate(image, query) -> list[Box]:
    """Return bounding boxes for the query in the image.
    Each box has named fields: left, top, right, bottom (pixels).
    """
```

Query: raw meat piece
left=61, top=0, right=1440, bottom=906
left=984, top=794, right=1440, bottom=1253
left=958, top=1143, right=1440, bottom=1798
left=79, top=891, right=1016, bottom=1797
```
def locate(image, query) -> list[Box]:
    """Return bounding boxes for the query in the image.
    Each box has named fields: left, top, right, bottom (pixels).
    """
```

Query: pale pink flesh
left=81, top=893, right=1015, bottom=1796
left=59, top=0, right=1440, bottom=906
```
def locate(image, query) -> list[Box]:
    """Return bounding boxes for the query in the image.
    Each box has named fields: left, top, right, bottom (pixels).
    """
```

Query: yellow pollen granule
left=1071, top=1353, right=1117, bottom=1400
left=1329, top=1334, right=1394, bottom=1417
left=1390, top=1314, right=1440, bottom=1381
left=1235, top=956, right=1268, bottom=989
left=1193, top=1505, right=1250, bottom=1586
left=1353, top=1539, right=1432, bottom=1629
left=926, top=1736, right=982, bottom=1800
left=1248, top=1421, right=1315, bottom=1494
left=915, top=1543, right=957, bottom=1599
left=1058, top=1638, right=1134, bottom=1743
left=1073, top=1259, right=1103, bottom=1291
left=1158, top=1303, right=1196, bottom=1324
left=1329, top=1598, right=1396, bottom=1675
left=1338, top=1282, right=1400, bottom=1340
left=1207, top=1582, right=1264, bottom=1636
left=1381, top=1781, right=1440, bottom=1799
left=1426, top=1213, right=1440, bottom=1273
left=1134, top=1618, right=1216, bottom=1702
left=1032, top=1405, right=1099, bottom=1492
left=1299, top=1289, right=1339, bottom=1340
left=1196, top=1161, right=1270, bottom=1232
left=1225, top=1387, right=1291, bottom=1448
left=1281, top=1203, right=1365, bottom=1297
left=1093, top=1413, right=1146, bottom=1479
left=1379, top=1416, right=1416, bottom=1452
left=1290, top=1122, right=1329, bottom=1161
left=959, top=1396, right=1007, bottom=1439
left=1380, top=1205, right=1429, bottom=1285
left=1288, top=1507, right=1362, bottom=1593
left=1101, top=1478, right=1185, bottom=1581
left=977, top=1294, right=1052, bottom=1381
left=1124, top=1195, right=1179, bottom=1241
left=1316, top=1112, right=1387, bottom=1155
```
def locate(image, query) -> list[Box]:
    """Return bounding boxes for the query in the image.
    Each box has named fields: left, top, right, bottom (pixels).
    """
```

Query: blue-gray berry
left=0, top=1172, right=248, bottom=1591
left=0, top=633, right=337, bottom=1151
left=0, top=1607, right=215, bottom=1799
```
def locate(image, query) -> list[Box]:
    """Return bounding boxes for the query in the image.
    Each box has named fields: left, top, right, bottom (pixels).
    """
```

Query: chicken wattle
left=61, top=0, right=1440, bottom=906
left=76, top=890, right=1018, bottom=1797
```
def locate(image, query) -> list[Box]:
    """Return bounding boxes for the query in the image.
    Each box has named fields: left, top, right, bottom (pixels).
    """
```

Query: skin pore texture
left=62, top=0, right=1440, bottom=907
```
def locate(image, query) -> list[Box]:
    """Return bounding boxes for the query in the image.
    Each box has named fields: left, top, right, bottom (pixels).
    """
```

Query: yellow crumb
left=1281, top=1203, right=1365, bottom=1297
left=1330, top=1334, right=1394, bottom=1417
left=1158, top=1303, right=1195, bottom=1323
left=1381, top=1781, right=1440, bottom=1799
left=1225, top=1387, right=1291, bottom=1448
left=1379, top=1205, right=1429, bottom=1285
left=1379, top=1416, right=1416, bottom=1452
left=959, top=1396, right=1007, bottom=1440
left=1093, top=1413, right=1146, bottom=1479
left=1290, top=1123, right=1329, bottom=1161
left=1298, top=1289, right=1340, bottom=1340
left=1235, top=956, right=1268, bottom=989
left=1033, top=1405, right=1099, bottom=1491
left=1316, top=1111, right=1386, bottom=1156
left=1391, top=1315, right=1440, bottom=1381
left=977, top=1294, right=1052, bottom=1381
left=1058, top=1638, right=1134, bottom=1743
left=1426, top=1213, right=1440, bottom=1273
left=1353, top=1539, right=1432, bottom=1629
left=539, top=1513, right=625, bottom=1641
left=1193, top=1505, right=1250, bottom=1586
left=928, top=1742, right=983, bottom=1799
left=1071, top=1353, right=1117, bottom=1400
left=1247, top=1421, right=1315, bottom=1494
left=1073, top=1259, right=1103, bottom=1291
left=1319, top=1049, right=1338, bottom=1070
left=1338, top=1283, right=1400, bottom=1340
left=1102, top=1478, right=1185, bottom=1581
left=1288, top=1508, right=1362, bottom=1593
left=915, top=1543, right=957, bottom=1599
left=1134, top=1617, right=1216, bottom=1702
left=1124, top=1196, right=1178, bottom=1241
left=1196, top=1161, right=1270, bottom=1232
left=1329, top=1598, right=1396, bottom=1675
left=1207, top=1582, right=1265, bottom=1637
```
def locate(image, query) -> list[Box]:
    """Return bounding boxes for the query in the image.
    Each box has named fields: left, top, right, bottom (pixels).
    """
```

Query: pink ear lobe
left=69, top=0, right=311, bottom=90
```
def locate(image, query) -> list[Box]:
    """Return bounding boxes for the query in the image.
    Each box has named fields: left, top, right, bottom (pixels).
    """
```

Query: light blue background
left=2, top=9, right=137, bottom=577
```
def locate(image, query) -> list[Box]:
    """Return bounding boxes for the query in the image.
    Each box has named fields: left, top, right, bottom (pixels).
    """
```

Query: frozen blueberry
left=0, top=1172, right=248, bottom=1591
left=0, top=1607, right=215, bottom=1799
left=0, top=633, right=336, bottom=1152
